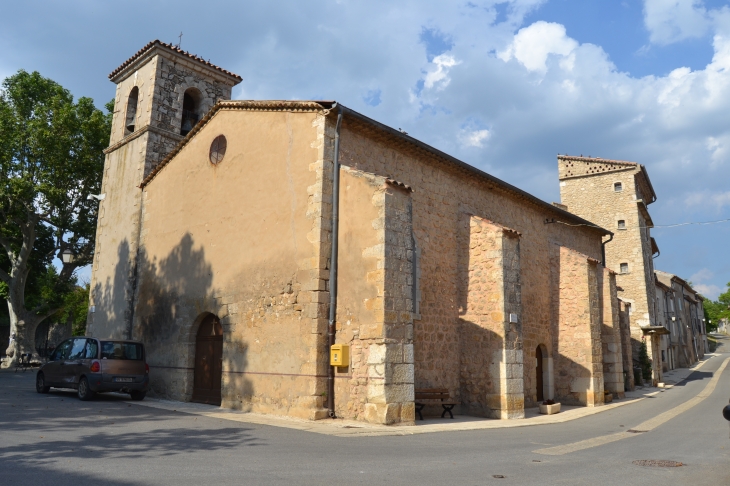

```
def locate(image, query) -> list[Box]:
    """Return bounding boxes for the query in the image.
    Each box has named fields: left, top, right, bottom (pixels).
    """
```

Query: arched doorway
left=536, top=345, right=544, bottom=402
left=192, top=314, right=223, bottom=405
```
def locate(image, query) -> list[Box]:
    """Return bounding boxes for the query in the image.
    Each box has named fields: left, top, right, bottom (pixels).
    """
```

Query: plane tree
left=0, top=70, right=110, bottom=366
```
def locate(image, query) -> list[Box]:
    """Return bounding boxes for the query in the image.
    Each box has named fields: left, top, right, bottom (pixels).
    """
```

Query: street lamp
left=60, top=248, right=75, bottom=264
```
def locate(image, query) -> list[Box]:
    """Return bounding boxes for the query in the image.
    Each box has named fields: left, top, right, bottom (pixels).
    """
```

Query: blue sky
left=1, top=0, right=729, bottom=298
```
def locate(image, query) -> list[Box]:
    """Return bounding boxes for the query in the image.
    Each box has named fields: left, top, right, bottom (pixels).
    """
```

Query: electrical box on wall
left=330, top=344, right=349, bottom=367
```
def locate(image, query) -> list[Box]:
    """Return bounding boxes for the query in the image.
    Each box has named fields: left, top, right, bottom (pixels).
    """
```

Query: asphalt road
left=2, top=342, right=729, bottom=485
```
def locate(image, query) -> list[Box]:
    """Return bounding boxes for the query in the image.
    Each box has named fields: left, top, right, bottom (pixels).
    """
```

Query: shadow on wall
left=94, top=233, right=252, bottom=406
left=90, top=239, right=132, bottom=339
left=459, top=320, right=504, bottom=418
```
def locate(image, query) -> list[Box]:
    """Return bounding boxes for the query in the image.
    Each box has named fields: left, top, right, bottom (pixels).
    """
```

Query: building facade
left=88, top=42, right=629, bottom=424
left=558, top=156, right=661, bottom=383
left=655, top=270, right=706, bottom=371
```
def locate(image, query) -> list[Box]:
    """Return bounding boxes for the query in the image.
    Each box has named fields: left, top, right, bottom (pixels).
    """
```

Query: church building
left=88, top=41, right=628, bottom=425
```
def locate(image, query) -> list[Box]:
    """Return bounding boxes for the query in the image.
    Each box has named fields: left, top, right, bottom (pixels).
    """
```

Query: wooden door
left=192, top=315, right=223, bottom=405
left=536, top=346, right=544, bottom=402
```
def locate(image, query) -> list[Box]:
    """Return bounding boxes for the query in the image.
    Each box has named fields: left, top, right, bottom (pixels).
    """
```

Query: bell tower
left=88, top=40, right=242, bottom=339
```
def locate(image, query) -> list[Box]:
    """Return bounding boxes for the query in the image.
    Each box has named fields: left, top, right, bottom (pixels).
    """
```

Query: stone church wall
left=333, top=167, right=415, bottom=424
left=336, top=119, right=606, bottom=413
left=553, top=246, right=604, bottom=406
left=458, top=216, right=524, bottom=419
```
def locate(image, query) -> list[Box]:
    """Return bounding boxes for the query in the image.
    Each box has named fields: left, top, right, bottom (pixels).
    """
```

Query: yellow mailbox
left=330, top=344, right=349, bottom=367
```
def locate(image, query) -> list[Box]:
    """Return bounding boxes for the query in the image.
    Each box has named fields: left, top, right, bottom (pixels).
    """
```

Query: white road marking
left=533, top=356, right=730, bottom=456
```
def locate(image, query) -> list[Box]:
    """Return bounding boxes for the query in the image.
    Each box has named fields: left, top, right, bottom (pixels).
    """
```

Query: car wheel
left=130, top=390, right=146, bottom=401
left=36, top=372, right=50, bottom=394
left=77, top=377, right=95, bottom=401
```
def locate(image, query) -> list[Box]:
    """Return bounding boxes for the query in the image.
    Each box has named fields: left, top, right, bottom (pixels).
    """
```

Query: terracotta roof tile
left=109, top=40, right=242, bottom=82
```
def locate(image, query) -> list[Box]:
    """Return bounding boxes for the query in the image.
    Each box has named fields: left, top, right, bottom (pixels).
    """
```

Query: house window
left=620, top=263, right=629, bottom=274
left=614, top=182, right=623, bottom=192
left=181, top=88, right=202, bottom=136
left=617, top=220, right=626, bottom=229
left=209, top=135, right=227, bottom=165
left=124, top=87, right=139, bottom=135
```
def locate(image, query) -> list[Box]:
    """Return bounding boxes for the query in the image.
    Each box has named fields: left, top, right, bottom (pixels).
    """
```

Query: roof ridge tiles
left=558, top=154, right=639, bottom=166
left=109, top=39, right=242, bottom=82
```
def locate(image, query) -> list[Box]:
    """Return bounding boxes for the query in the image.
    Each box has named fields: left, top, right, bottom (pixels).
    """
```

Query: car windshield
left=100, top=341, right=144, bottom=360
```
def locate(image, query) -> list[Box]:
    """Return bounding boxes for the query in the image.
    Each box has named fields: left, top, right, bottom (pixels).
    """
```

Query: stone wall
left=334, top=167, right=415, bottom=424
left=337, top=121, right=607, bottom=412
left=553, top=246, right=604, bottom=406
left=558, top=156, right=658, bottom=369
left=600, top=267, right=624, bottom=397
left=151, top=55, right=232, bottom=135
left=619, top=302, right=635, bottom=391
left=458, top=216, right=524, bottom=419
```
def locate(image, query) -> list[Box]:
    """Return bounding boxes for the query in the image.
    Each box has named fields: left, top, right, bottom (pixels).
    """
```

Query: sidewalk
left=131, top=354, right=721, bottom=437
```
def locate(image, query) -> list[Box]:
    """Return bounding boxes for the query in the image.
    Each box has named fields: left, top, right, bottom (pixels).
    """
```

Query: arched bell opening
left=124, top=86, right=139, bottom=135
left=180, top=87, right=202, bottom=136
left=191, top=313, right=223, bottom=405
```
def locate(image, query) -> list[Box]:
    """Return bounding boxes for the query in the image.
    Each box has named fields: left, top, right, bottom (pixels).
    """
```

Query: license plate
left=114, top=377, right=133, bottom=383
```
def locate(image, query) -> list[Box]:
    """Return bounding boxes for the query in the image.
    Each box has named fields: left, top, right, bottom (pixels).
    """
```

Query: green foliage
left=638, top=341, right=652, bottom=382
left=703, top=282, right=730, bottom=332
left=59, top=284, right=90, bottom=336
left=0, top=70, right=110, bottom=329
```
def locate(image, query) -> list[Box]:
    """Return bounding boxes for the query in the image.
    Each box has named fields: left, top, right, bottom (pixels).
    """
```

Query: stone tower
left=88, top=40, right=242, bottom=339
left=557, top=155, right=659, bottom=356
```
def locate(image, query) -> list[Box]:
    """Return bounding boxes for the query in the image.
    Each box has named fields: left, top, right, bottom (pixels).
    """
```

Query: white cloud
left=690, top=268, right=714, bottom=282
left=424, top=54, right=461, bottom=90
left=644, top=0, right=711, bottom=45
left=685, top=191, right=730, bottom=210
left=694, top=283, right=723, bottom=299
left=498, top=21, right=577, bottom=72
left=459, top=129, right=491, bottom=148
left=2, top=0, right=729, bottom=319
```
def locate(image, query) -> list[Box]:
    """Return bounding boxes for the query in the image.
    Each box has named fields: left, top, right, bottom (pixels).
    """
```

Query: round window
left=209, top=135, right=227, bottom=165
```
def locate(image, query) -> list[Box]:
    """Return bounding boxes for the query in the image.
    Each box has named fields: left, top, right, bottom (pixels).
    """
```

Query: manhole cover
left=632, top=460, right=683, bottom=467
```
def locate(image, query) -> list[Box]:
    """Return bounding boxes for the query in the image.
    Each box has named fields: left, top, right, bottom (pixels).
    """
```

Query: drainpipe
left=327, top=104, right=344, bottom=418
left=601, top=232, right=613, bottom=267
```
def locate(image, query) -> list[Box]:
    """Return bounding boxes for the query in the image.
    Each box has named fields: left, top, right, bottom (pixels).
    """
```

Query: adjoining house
left=557, top=155, right=662, bottom=384
left=655, top=271, right=707, bottom=368
left=88, top=41, right=628, bottom=424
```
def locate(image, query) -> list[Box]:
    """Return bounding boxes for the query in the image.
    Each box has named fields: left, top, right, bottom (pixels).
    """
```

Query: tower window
left=125, top=87, right=139, bottom=135
left=620, top=263, right=629, bottom=274
left=181, top=88, right=202, bottom=136
left=614, top=182, right=623, bottom=192
left=617, top=220, right=626, bottom=229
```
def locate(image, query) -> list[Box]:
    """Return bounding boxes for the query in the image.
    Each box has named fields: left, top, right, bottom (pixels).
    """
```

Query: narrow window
left=626, top=303, right=632, bottom=315
left=620, top=262, right=629, bottom=274
left=614, top=182, right=623, bottom=192
left=617, top=220, right=626, bottom=229
left=181, top=88, right=202, bottom=136
left=125, top=87, right=139, bottom=135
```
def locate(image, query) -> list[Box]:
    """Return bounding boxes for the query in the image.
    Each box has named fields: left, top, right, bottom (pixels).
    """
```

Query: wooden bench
left=414, top=388, right=456, bottom=420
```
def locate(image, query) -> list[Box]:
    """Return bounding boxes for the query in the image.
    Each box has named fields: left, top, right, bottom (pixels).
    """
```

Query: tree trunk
left=2, top=297, right=43, bottom=369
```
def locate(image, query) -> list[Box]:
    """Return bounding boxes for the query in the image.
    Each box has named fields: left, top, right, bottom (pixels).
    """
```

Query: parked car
left=35, top=337, right=149, bottom=401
